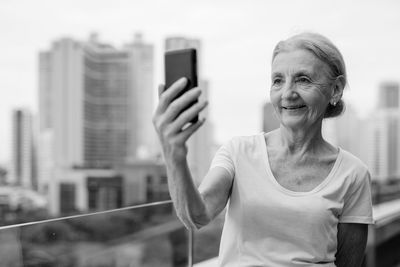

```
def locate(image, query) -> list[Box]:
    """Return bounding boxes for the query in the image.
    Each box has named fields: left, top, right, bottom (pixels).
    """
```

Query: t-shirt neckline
left=259, top=132, right=343, bottom=196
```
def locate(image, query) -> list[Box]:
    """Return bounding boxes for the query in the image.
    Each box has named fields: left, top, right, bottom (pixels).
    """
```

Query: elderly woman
left=153, top=32, right=373, bottom=267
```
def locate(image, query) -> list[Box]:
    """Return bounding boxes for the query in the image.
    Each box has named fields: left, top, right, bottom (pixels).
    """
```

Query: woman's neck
left=277, top=122, right=327, bottom=157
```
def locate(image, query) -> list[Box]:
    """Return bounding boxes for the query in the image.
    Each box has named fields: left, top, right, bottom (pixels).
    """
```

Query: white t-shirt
left=210, top=132, right=373, bottom=267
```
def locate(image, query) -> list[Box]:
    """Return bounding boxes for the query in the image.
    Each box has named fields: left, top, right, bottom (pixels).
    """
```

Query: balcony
left=1, top=199, right=400, bottom=266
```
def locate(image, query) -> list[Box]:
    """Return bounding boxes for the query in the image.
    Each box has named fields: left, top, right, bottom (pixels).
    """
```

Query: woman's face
left=270, top=49, right=334, bottom=131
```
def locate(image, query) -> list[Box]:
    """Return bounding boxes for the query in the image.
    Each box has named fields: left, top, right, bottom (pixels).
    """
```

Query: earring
left=331, top=101, right=337, bottom=106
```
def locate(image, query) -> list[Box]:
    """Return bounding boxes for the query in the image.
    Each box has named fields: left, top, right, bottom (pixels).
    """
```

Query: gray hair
left=272, top=32, right=347, bottom=118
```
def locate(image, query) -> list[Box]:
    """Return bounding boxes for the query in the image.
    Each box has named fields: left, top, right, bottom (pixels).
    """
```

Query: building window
left=60, top=183, right=76, bottom=214
left=87, top=176, right=122, bottom=211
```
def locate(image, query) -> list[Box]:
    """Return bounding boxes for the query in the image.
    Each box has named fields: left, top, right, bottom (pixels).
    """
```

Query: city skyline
left=1, top=0, right=400, bottom=163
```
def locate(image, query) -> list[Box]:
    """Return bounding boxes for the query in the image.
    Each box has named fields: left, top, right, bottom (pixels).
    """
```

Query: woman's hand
left=152, top=77, right=208, bottom=162
left=152, top=78, right=210, bottom=229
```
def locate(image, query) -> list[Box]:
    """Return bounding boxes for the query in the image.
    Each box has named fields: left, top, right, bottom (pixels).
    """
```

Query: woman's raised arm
left=152, top=78, right=232, bottom=229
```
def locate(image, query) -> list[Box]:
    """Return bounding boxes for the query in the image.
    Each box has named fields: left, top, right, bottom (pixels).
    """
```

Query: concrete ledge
left=193, top=257, right=218, bottom=267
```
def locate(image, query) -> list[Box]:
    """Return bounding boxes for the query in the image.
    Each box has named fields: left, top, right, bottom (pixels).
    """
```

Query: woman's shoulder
left=339, top=148, right=369, bottom=170
left=224, top=132, right=264, bottom=144
left=221, top=132, right=265, bottom=152
left=338, top=148, right=371, bottom=182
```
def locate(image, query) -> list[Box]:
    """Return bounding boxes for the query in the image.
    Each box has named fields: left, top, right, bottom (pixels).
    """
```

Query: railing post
left=365, top=224, right=376, bottom=267
left=188, top=228, right=194, bottom=267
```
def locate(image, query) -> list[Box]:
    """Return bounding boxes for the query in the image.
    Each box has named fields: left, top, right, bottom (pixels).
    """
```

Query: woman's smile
left=282, top=105, right=307, bottom=111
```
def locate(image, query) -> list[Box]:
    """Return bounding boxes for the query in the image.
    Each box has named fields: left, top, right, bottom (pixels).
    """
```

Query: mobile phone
left=164, top=48, right=198, bottom=123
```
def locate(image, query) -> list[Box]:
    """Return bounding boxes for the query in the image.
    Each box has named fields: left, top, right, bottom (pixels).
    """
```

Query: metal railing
left=4, top=198, right=400, bottom=267
left=0, top=200, right=174, bottom=231
left=0, top=200, right=197, bottom=267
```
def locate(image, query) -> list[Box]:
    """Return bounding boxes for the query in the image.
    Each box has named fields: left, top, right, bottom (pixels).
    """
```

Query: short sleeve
left=209, top=140, right=235, bottom=179
left=339, top=170, right=374, bottom=224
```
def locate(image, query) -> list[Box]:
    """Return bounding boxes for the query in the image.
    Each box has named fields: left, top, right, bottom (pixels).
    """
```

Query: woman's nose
left=281, top=82, right=298, bottom=99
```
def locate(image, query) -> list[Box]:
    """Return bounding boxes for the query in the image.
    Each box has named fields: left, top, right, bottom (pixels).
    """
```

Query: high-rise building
left=126, top=33, right=158, bottom=160
left=165, top=37, right=201, bottom=56
left=262, top=102, right=279, bottom=133
left=37, top=129, right=54, bottom=194
left=10, top=109, right=36, bottom=189
left=39, top=33, right=156, bottom=169
left=164, top=36, right=214, bottom=185
left=363, top=111, right=395, bottom=181
left=362, top=82, right=400, bottom=181
left=378, top=82, right=399, bottom=109
left=38, top=33, right=158, bottom=215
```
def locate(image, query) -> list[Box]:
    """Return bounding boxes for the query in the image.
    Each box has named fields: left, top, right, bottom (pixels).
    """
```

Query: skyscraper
left=165, top=37, right=201, bottom=56
left=378, top=82, right=399, bottom=109
left=39, top=33, right=156, bottom=169
left=10, top=109, right=36, bottom=189
left=126, top=33, right=158, bottom=160
left=362, top=82, right=400, bottom=181
left=38, top=33, right=157, bottom=214
left=164, top=36, right=214, bottom=185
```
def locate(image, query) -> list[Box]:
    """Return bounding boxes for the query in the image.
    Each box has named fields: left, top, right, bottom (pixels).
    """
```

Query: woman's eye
left=272, top=78, right=282, bottom=85
left=297, top=77, right=311, bottom=83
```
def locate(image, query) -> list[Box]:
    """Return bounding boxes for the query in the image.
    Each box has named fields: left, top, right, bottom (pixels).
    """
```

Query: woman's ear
left=331, top=75, right=345, bottom=103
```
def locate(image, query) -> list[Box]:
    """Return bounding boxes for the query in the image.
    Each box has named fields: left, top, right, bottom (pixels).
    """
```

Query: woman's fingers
left=168, top=99, right=208, bottom=133
left=156, top=78, right=188, bottom=113
left=153, top=83, right=205, bottom=137
left=158, top=84, right=165, bottom=97
left=177, top=118, right=207, bottom=143
left=163, top=87, right=202, bottom=122
left=153, top=78, right=207, bottom=150
left=170, top=118, right=206, bottom=147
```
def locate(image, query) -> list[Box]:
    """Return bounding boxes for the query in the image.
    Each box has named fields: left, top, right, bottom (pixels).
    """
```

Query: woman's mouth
left=283, top=105, right=306, bottom=110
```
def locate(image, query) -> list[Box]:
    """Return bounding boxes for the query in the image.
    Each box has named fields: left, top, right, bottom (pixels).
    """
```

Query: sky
left=1, top=0, right=400, bottom=164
